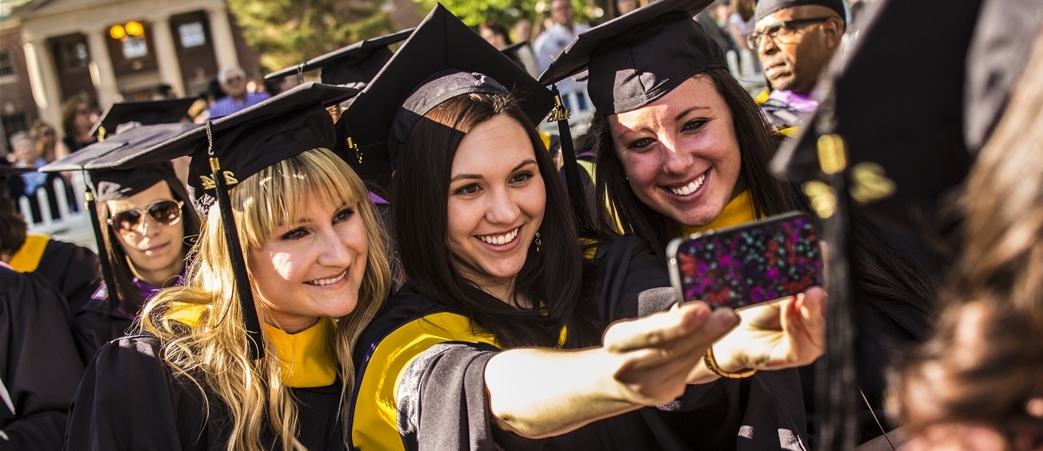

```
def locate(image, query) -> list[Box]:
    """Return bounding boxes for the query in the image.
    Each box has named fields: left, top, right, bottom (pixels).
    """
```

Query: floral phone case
left=666, top=212, right=823, bottom=310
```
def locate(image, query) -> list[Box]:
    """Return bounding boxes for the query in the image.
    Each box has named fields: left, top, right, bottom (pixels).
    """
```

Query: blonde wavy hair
left=141, top=147, right=391, bottom=451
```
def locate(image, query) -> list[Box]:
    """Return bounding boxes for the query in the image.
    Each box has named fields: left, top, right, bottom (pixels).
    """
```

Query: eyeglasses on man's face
left=747, top=16, right=833, bottom=49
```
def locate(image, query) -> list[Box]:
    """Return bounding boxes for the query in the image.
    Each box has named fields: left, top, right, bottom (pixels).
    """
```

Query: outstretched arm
left=484, top=301, right=739, bottom=438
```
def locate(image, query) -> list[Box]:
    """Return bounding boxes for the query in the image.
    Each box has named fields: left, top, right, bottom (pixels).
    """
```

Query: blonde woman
left=65, top=84, right=390, bottom=451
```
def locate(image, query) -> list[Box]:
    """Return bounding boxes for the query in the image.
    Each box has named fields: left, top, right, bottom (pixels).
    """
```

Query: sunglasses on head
left=109, top=200, right=185, bottom=233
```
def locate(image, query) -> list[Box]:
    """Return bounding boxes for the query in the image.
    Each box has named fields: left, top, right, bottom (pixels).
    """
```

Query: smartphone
left=666, top=212, right=823, bottom=310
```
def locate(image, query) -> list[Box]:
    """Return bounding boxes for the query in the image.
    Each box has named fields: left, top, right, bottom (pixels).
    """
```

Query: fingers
left=604, top=302, right=705, bottom=352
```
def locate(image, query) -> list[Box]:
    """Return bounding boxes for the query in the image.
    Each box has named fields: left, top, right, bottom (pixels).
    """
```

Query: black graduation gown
left=65, top=335, right=347, bottom=450
left=0, top=267, right=86, bottom=450
left=70, top=295, right=135, bottom=365
left=350, top=234, right=808, bottom=451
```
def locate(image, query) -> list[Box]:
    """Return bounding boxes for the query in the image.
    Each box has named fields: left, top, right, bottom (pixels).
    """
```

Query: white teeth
left=307, top=270, right=346, bottom=286
left=670, top=174, right=706, bottom=196
left=478, top=228, right=519, bottom=245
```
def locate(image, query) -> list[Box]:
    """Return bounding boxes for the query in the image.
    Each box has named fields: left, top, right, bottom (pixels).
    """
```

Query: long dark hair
left=392, top=93, right=602, bottom=349
left=592, top=67, right=939, bottom=319
left=593, top=68, right=804, bottom=258
left=97, top=177, right=201, bottom=314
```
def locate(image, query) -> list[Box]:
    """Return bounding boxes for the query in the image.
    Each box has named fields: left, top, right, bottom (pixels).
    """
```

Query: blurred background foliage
left=227, top=0, right=395, bottom=72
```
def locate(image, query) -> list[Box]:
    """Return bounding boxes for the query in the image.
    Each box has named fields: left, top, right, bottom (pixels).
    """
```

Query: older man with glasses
left=749, top=0, right=846, bottom=133
left=208, top=64, right=270, bottom=119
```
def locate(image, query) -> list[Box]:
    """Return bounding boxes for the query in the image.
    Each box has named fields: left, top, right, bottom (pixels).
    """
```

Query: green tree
left=413, top=0, right=595, bottom=29
left=227, top=0, right=396, bottom=72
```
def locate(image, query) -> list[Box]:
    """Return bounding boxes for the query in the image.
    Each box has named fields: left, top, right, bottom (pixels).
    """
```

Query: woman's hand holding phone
left=686, top=287, right=826, bottom=384
left=601, top=301, right=741, bottom=406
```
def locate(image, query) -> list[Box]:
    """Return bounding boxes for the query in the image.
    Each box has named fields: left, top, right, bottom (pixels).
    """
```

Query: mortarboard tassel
left=805, top=86, right=859, bottom=450
left=84, top=179, right=121, bottom=314
left=205, top=121, right=264, bottom=360
left=548, top=83, right=595, bottom=236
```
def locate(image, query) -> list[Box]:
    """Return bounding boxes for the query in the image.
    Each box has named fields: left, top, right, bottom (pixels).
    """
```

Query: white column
left=22, top=37, right=63, bottom=128
left=149, top=15, right=186, bottom=95
left=206, top=4, right=239, bottom=70
left=84, top=27, right=118, bottom=108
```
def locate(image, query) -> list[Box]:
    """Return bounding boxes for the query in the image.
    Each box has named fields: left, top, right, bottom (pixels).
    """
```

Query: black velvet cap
left=90, top=82, right=357, bottom=182
left=338, top=4, right=554, bottom=194
left=753, top=0, right=847, bottom=24
left=43, top=123, right=196, bottom=173
left=771, top=0, right=983, bottom=255
left=41, top=123, right=195, bottom=201
left=537, top=0, right=723, bottom=114
left=90, top=164, right=178, bottom=202
left=264, top=28, right=414, bottom=86
left=89, top=98, right=197, bottom=138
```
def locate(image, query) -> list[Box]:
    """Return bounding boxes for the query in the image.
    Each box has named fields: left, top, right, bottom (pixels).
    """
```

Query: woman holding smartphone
left=542, top=0, right=938, bottom=443
left=65, top=84, right=392, bottom=451
left=345, top=6, right=825, bottom=450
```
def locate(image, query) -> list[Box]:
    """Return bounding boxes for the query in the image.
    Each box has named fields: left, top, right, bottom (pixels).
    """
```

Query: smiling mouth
left=143, top=243, right=169, bottom=253
left=667, top=172, right=707, bottom=196
left=476, top=227, right=520, bottom=246
left=306, top=270, right=347, bottom=287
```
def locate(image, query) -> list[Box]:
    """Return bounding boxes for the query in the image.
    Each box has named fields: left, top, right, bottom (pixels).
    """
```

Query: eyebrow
left=674, top=105, right=712, bottom=123
left=450, top=159, right=537, bottom=183
left=277, top=202, right=351, bottom=226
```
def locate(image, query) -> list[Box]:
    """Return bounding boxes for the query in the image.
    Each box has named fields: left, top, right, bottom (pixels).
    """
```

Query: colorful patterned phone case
left=666, top=212, right=823, bottom=310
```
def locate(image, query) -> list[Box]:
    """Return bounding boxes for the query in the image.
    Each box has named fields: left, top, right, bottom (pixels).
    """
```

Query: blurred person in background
left=481, top=20, right=540, bottom=76
left=151, top=83, right=177, bottom=100
left=5, top=132, right=75, bottom=224
left=513, top=18, right=533, bottom=43
left=749, top=0, right=846, bottom=133
left=31, top=120, right=69, bottom=164
left=534, top=0, right=590, bottom=111
left=208, top=64, right=270, bottom=118
left=60, top=97, right=98, bottom=153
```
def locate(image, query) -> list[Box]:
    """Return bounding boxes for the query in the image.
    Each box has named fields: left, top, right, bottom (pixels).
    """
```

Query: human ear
left=822, top=17, right=845, bottom=50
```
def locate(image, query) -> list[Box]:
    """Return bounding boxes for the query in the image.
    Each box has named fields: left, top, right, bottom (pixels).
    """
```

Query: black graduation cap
left=89, top=98, right=197, bottom=140
left=337, top=4, right=554, bottom=198
left=40, top=123, right=196, bottom=316
left=768, top=0, right=991, bottom=445
left=771, top=0, right=984, bottom=258
left=90, top=82, right=359, bottom=359
left=537, top=0, right=722, bottom=115
left=264, top=28, right=414, bottom=86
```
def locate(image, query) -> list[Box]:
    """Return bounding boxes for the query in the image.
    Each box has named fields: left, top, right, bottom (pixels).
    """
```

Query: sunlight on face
left=247, top=196, right=369, bottom=333
left=609, top=76, right=743, bottom=228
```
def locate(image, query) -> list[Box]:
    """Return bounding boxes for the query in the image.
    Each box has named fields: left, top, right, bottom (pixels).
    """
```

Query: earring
left=534, top=231, right=542, bottom=253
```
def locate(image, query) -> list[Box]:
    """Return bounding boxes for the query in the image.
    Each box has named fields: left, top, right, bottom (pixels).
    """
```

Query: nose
left=758, top=36, right=779, bottom=56
left=317, top=227, right=355, bottom=268
left=137, top=214, right=162, bottom=238
left=485, top=187, right=521, bottom=225
left=659, top=134, right=693, bottom=176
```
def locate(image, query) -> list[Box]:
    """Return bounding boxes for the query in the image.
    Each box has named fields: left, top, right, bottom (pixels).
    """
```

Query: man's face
left=753, top=6, right=842, bottom=94
left=551, top=0, right=574, bottom=27
left=221, top=70, right=247, bottom=97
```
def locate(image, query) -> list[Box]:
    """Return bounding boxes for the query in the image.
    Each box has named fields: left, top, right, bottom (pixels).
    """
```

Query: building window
left=62, top=41, right=89, bottom=69
left=0, top=49, right=15, bottom=80
left=121, top=35, right=149, bottom=59
left=178, top=22, right=206, bottom=48
left=2, top=113, right=30, bottom=156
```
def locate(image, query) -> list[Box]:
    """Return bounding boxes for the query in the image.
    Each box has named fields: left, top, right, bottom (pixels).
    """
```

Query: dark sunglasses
left=747, top=16, right=833, bottom=49
left=109, top=200, right=184, bottom=233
